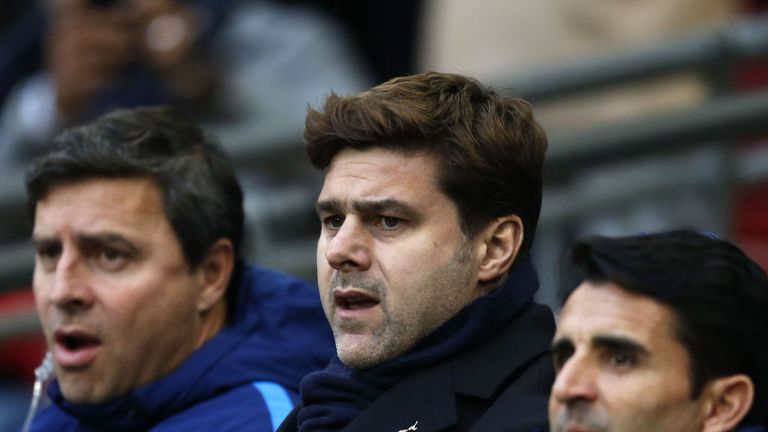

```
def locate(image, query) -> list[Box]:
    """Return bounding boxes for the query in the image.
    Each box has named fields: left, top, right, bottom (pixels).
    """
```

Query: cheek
left=316, top=255, right=333, bottom=297
left=378, top=240, right=442, bottom=277
left=32, top=276, right=58, bottom=337
left=547, top=397, right=560, bottom=426
left=33, top=294, right=53, bottom=339
left=101, top=291, right=155, bottom=333
left=33, top=281, right=47, bottom=313
left=103, top=273, right=191, bottom=328
left=316, top=277, right=333, bottom=316
left=316, top=235, right=329, bottom=263
left=602, top=372, right=691, bottom=418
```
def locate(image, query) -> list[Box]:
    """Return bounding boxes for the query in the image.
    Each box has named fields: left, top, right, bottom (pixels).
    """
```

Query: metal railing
left=498, top=13, right=768, bottom=102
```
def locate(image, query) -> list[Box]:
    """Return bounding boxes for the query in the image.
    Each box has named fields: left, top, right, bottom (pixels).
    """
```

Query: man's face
left=316, top=148, right=483, bottom=369
left=33, top=178, right=208, bottom=404
left=548, top=281, right=706, bottom=432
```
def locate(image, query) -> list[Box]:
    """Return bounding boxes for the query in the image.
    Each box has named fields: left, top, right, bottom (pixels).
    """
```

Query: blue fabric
left=296, top=257, right=540, bottom=432
left=254, top=381, right=294, bottom=432
left=29, top=264, right=335, bottom=431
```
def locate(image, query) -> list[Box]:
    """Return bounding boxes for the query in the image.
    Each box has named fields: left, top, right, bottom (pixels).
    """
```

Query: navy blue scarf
left=296, top=257, right=540, bottom=432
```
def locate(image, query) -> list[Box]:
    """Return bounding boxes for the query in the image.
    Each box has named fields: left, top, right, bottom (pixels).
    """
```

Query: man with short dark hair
left=278, top=71, right=555, bottom=431
left=24, top=107, right=334, bottom=431
left=550, top=229, right=768, bottom=432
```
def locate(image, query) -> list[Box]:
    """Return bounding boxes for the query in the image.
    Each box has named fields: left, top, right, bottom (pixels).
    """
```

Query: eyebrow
left=31, top=235, right=60, bottom=250
left=591, top=335, right=650, bottom=356
left=79, top=233, right=138, bottom=252
left=550, top=335, right=649, bottom=354
left=32, top=232, right=139, bottom=254
left=315, top=198, right=418, bottom=217
left=315, top=198, right=343, bottom=215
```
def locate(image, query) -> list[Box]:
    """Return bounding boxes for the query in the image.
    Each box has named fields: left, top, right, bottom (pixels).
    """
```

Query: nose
left=44, top=249, right=95, bottom=312
left=323, top=217, right=372, bottom=272
left=551, top=352, right=598, bottom=405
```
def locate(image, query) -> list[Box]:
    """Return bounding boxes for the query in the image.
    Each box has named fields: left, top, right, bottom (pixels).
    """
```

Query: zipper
left=20, top=351, right=53, bottom=432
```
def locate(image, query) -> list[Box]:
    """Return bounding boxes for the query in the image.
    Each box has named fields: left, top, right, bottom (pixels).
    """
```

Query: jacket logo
left=398, top=420, right=418, bottom=432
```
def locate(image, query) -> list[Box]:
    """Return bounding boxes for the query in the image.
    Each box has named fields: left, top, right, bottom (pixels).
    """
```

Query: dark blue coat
left=278, top=303, right=555, bottom=432
left=29, top=264, right=335, bottom=431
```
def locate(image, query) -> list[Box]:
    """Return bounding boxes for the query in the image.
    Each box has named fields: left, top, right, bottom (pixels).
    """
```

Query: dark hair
left=26, top=106, right=244, bottom=271
left=305, top=71, right=548, bottom=254
left=567, top=229, right=768, bottom=425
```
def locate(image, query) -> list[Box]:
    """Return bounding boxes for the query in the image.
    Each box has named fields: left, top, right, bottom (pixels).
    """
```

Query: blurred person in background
left=0, top=0, right=370, bottom=165
left=418, top=0, right=768, bottom=306
left=550, top=230, right=768, bottom=431
left=419, top=0, right=743, bottom=233
left=22, top=107, right=334, bottom=431
left=277, top=72, right=554, bottom=431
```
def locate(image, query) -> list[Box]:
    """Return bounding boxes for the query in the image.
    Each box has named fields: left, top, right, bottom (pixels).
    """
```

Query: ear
left=476, top=215, right=524, bottom=285
left=195, top=238, right=235, bottom=314
left=701, top=374, right=754, bottom=432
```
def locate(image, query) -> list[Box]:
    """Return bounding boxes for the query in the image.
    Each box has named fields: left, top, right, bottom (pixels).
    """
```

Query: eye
left=95, top=246, right=128, bottom=271
left=379, top=216, right=404, bottom=230
left=551, top=345, right=574, bottom=372
left=606, top=351, right=636, bottom=369
left=35, top=244, right=62, bottom=271
left=102, top=248, right=122, bottom=261
left=322, top=215, right=345, bottom=232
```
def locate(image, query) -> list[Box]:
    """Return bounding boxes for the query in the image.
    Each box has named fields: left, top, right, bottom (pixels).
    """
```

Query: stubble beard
left=551, top=403, right=611, bottom=432
left=330, top=240, right=475, bottom=369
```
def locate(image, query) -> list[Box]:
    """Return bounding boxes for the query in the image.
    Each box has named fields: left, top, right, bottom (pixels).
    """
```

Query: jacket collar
left=341, top=304, right=554, bottom=432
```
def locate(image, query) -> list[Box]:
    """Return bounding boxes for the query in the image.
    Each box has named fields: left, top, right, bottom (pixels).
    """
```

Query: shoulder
left=237, top=263, right=333, bottom=345
left=29, top=404, right=80, bottom=432
left=453, top=302, right=555, bottom=390
left=152, top=380, right=299, bottom=432
left=275, top=405, right=300, bottom=432
left=240, top=265, right=320, bottom=305
left=221, top=265, right=334, bottom=393
left=343, top=303, right=555, bottom=431
left=236, top=264, right=329, bottom=335
left=454, top=303, right=555, bottom=430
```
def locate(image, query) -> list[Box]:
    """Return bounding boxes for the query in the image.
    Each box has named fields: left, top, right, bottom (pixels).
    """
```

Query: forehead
left=34, top=177, right=168, bottom=235
left=319, top=147, right=446, bottom=205
left=556, top=281, right=681, bottom=352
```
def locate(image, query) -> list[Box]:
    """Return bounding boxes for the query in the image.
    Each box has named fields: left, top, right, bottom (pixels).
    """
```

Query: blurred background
left=2, top=0, right=768, bottom=429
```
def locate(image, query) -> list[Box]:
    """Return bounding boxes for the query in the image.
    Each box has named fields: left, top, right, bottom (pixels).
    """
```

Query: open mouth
left=334, top=290, right=380, bottom=311
left=53, top=329, right=102, bottom=368
left=57, top=332, right=100, bottom=350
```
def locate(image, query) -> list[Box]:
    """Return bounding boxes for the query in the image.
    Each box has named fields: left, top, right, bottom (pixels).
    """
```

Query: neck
left=195, top=301, right=227, bottom=349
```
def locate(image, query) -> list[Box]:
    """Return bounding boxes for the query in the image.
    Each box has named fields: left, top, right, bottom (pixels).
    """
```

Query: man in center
left=278, top=72, right=554, bottom=431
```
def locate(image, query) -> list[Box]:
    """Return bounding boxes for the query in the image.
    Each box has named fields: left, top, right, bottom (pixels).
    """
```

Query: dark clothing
left=29, top=264, right=335, bottom=431
left=279, top=258, right=555, bottom=432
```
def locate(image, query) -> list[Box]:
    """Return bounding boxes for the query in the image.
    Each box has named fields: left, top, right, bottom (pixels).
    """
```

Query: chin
left=60, top=385, right=100, bottom=405
left=59, top=378, right=116, bottom=406
left=338, top=341, right=412, bottom=370
left=338, top=347, right=379, bottom=369
left=337, top=342, right=390, bottom=369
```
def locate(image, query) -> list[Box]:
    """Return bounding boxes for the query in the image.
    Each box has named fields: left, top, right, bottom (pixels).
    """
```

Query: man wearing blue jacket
left=23, top=106, right=335, bottom=431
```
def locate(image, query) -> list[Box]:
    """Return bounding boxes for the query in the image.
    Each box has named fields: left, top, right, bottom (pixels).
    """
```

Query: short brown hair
left=305, top=72, right=548, bottom=254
